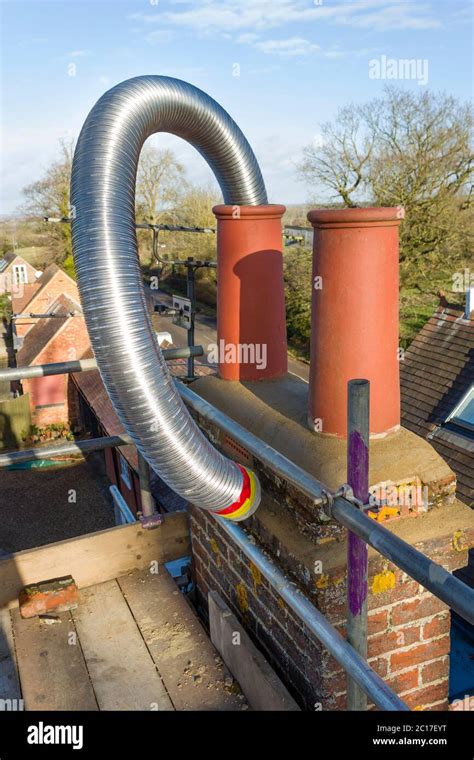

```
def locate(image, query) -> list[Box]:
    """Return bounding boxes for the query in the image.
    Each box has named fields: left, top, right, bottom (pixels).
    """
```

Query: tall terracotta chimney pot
left=307, top=206, right=404, bottom=438
left=213, top=204, right=288, bottom=381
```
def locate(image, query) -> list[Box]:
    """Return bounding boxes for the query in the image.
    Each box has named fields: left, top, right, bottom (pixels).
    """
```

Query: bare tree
left=21, top=139, right=74, bottom=262
left=136, top=145, right=186, bottom=224
left=299, top=106, right=375, bottom=207
left=298, top=87, right=473, bottom=286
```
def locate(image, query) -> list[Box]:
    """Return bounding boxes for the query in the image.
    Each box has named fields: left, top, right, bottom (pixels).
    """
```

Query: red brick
left=368, top=579, right=420, bottom=611
left=390, top=636, right=450, bottom=672
left=428, top=700, right=450, bottom=711
left=421, top=657, right=449, bottom=685
left=22, top=309, right=91, bottom=427
left=422, top=614, right=450, bottom=641
left=391, top=595, right=447, bottom=626
left=402, top=682, right=449, bottom=710
left=386, top=667, right=419, bottom=694
left=19, top=575, right=78, bottom=618
left=367, top=608, right=389, bottom=635
left=368, top=625, right=420, bottom=657
left=331, top=692, right=347, bottom=711
left=191, top=537, right=210, bottom=570
left=367, top=656, right=389, bottom=679
left=324, top=670, right=348, bottom=695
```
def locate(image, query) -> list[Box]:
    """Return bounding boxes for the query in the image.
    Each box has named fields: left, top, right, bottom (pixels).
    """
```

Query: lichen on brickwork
left=236, top=582, right=249, bottom=614
left=452, top=530, right=469, bottom=553
left=372, top=569, right=396, bottom=595
left=210, top=538, right=221, bottom=567
left=249, top=562, right=262, bottom=590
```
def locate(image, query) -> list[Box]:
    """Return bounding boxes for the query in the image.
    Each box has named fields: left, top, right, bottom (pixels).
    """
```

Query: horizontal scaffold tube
left=0, top=346, right=204, bottom=383
left=177, top=381, right=474, bottom=626
left=71, top=75, right=268, bottom=520
left=0, top=435, right=131, bottom=468
left=331, top=498, right=474, bottom=626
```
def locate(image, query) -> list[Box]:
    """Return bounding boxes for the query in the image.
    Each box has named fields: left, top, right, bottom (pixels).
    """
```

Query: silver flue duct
left=71, top=76, right=267, bottom=518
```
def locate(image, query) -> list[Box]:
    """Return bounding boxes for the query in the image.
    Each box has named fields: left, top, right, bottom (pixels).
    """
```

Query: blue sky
left=1, top=0, right=472, bottom=214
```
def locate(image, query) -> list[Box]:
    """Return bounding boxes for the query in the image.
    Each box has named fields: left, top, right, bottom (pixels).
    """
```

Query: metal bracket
left=322, top=483, right=367, bottom=518
left=139, top=513, right=164, bottom=530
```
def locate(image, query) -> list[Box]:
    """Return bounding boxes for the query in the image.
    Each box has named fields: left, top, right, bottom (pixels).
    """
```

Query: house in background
left=0, top=251, right=42, bottom=295
left=16, top=293, right=89, bottom=427
left=400, top=290, right=474, bottom=508
left=11, top=263, right=79, bottom=348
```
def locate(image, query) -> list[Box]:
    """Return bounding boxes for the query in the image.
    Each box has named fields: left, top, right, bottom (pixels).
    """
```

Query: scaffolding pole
left=217, top=515, right=408, bottom=711
left=0, top=434, right=131, bottom=468
left=346, top=380, right=369, bottom=711
left=137, top=451, right=156, bottom=517
left=177, top=380, right=474, bottom=626
left=0, top=346, right=204, bottom=383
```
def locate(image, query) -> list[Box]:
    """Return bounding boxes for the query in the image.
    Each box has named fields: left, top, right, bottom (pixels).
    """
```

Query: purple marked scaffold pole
left=347, top=379, right=370, bottom=711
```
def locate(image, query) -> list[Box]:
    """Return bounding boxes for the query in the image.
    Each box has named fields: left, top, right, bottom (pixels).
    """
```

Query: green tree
left=283, top=246, right=312, bottom=353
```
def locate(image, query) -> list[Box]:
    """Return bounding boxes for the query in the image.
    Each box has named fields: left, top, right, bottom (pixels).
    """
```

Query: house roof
left=0, top=251, right=37, bottom=274
left=12, top=283, right=41, bottom=313
left=400, top=304, right=474, bottom=506
left=12, top=263, right=77, bottom=315
left=17, top=294, right=82, bottom=366
left=0, top=251, right=17, bottom=272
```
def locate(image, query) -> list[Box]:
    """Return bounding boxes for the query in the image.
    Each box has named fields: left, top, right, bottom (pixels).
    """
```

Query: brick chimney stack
left=307, top=207, right=404, bottom=438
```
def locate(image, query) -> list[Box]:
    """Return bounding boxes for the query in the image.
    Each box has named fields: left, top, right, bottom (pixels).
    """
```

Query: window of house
left=119, top=453, right=132, bottom=490
left=12, top=264, right=28, bottom=284
left=445, top=385, right=474, bottom=435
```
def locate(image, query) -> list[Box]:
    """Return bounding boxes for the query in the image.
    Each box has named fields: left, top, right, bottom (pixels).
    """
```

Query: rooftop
left=401, top=303, right=474, bottom=506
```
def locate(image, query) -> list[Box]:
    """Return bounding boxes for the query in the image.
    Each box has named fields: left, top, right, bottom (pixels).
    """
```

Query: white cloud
left=339, top=3, right=441, bottom=30
left=67, top=50, right=91, bottom=58
left=147, top=29, right=176, bottom=44
left=236, top=32, right=260, bottom=45
left=130, top=1, right=441, bottom=36
left=255, top=37, right=320, bottom=57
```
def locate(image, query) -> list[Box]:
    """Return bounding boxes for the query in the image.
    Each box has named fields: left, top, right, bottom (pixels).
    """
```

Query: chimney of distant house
left=213, top=205, right=288, bottom=381
left=464, top=285, right=474, bottom=320
left=306, top=207, right=404, bottom=438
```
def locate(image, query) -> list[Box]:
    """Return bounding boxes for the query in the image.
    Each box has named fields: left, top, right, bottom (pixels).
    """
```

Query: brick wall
left=21, top=315, right=90, bottom=427
left=189, top=502, right=472, bottom=711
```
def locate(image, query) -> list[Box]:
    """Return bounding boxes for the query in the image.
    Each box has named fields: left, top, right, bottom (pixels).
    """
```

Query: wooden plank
left=11, top=609, right=98, bottom=711
left=0, top=606, right=21, bottom=705
left=209, top=591, right=299, bottom=711
left=72, top=580, right=173, bottom=711
left=0, top=512, right=190, bottom=608
left=118, top=569, right=246, bottom=711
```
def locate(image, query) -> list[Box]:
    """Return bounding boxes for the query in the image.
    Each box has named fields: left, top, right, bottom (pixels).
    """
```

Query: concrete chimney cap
left=307, top=206, right=405, bottom=228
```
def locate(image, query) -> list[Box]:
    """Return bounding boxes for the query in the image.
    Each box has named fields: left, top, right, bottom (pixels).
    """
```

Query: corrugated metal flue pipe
left=71, top=75, right=267, bottom=519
